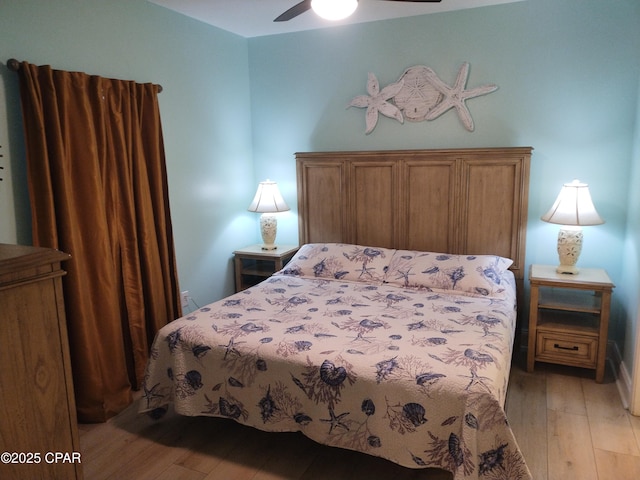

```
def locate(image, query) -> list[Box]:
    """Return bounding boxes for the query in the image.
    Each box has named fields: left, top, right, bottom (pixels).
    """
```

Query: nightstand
left=527, top=264, right=614, bottom=382
left=233, top=244, right=299, bottom=292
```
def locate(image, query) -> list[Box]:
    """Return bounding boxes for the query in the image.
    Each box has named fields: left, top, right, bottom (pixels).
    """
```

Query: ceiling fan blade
left=274, top=0, right=313, bottom=22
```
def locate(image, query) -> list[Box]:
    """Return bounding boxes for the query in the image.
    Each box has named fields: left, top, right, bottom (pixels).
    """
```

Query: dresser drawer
left=535, top=330, right=598, bottom=368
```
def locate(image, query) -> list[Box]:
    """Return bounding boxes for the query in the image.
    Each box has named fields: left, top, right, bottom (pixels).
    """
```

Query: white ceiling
left=148, top=0, right=524, bottom=38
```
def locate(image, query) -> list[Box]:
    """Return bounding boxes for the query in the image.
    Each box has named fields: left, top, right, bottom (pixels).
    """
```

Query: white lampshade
left=311, top=0, right=358, bottom=21
left=247, top=180, right=290, bottom=214
left=248, top=180, right=290, bottom=250
left=541, top=180, right=604, bottom=226
left=541, top=180, right=604, bottom=275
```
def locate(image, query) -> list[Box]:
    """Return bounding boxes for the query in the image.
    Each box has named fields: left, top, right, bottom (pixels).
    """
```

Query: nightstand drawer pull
left=554, top=343, right=579, bottom=351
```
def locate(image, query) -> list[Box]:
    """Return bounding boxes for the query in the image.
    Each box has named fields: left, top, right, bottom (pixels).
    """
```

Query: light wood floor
left=78, top=355, right=640, bottom=480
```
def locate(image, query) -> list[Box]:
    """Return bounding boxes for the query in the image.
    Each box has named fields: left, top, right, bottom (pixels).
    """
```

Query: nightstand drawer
left=536, top=331, right=597, bottom=368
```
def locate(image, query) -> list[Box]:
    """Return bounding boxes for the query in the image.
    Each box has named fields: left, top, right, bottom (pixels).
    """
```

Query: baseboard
left=609, top=340, right=632, bottom=410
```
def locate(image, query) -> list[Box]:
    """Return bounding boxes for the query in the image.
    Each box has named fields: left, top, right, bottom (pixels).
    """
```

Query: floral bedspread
left=141, top=244, right=531, bottom=479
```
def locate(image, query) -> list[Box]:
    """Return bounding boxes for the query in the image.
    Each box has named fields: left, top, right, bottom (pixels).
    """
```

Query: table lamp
left=541, top=179, right=604, bottom=274
left=247, top=179, right=290, bottom=250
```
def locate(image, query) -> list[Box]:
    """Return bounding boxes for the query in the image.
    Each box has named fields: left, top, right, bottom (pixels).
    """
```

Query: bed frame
left=141, top=147, right=534, bottom=480
left=296, top=146, right=532, bottom=307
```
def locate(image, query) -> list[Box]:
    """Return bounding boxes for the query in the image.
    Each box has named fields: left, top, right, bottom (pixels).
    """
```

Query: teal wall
left=247, top=0, right=640, bottom=371
left=0, top=1, right=639, bottom=382
left=0, top=0, right=254, bottom=305
left=620, top=71, right=640, bottom=393
left=249, top=0, right=638, bottom=277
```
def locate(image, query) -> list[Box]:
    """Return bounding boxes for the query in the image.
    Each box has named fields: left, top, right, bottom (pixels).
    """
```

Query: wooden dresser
left=0, top=244, right=82, bottom=479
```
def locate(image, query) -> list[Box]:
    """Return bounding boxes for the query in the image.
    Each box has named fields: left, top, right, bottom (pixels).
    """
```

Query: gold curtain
left=16, top=62, right=182, bottom=422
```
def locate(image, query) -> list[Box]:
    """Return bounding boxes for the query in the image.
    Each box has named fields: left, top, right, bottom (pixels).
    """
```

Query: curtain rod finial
left=7, top=59, right=20, bottom=71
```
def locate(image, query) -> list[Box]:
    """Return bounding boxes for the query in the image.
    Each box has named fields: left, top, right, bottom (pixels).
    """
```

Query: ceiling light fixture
left=311, top=0, right=358, bottom=21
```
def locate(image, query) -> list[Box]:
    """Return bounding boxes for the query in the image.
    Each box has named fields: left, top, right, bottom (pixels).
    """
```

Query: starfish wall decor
left=348, top=62, right=498, bottom=133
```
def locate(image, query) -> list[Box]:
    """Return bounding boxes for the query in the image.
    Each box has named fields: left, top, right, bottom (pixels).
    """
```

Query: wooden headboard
left=296, top=147, right=532, bottom=282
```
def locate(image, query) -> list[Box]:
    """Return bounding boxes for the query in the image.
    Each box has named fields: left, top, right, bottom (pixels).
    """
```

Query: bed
left=141, top=147, right=533, bottom=480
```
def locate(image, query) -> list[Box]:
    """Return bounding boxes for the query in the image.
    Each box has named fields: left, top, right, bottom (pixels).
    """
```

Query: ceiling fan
left=275, top=0, right=443, bottom=22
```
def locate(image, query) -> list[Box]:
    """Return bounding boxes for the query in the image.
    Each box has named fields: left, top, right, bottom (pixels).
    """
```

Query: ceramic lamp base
left=556, top=226, right=583, bottom=274
left=260, top=213, right=278, bottom=250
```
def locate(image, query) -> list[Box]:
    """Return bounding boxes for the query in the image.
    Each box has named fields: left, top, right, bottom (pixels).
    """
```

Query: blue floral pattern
left=141, top=244, right=531, bottom=480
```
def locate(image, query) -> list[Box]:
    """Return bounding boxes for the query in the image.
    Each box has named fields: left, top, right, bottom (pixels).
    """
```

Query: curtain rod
left=6, top=58, right=163, bottom=93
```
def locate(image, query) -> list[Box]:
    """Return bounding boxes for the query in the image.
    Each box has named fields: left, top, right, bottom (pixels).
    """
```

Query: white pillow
left=384, top=249, right=514, bottom=296
left=279, top=243, right=394, bottom=284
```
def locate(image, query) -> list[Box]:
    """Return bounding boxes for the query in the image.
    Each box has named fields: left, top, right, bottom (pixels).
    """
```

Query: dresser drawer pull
left=554, top=343, right=579, bottom=351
